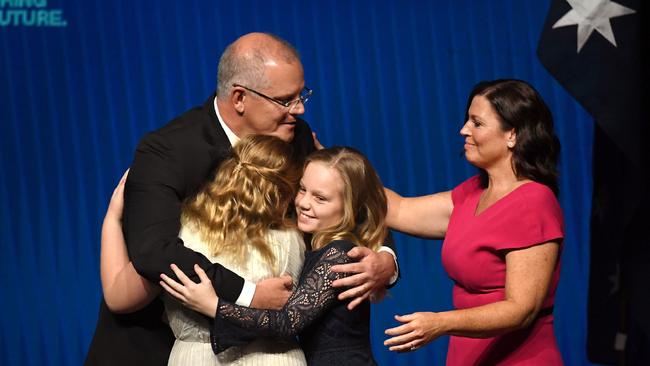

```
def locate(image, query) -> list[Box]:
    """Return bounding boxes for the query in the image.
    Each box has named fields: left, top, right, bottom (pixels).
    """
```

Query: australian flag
left=538, top=0, right=648, bottom=364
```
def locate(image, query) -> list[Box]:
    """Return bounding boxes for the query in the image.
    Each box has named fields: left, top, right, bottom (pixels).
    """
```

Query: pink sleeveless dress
left=442, top=176, right=564, bottom=365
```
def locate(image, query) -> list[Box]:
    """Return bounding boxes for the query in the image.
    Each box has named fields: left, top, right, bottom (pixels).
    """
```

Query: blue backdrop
left=0, top=1, right=596, bottom=365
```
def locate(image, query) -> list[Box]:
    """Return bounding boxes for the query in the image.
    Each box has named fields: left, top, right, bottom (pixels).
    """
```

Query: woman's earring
left=507, top=141, right=515, bottom=148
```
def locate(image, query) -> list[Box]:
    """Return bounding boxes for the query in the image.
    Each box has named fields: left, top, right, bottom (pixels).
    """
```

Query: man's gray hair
left=216, top=33, right=300, bottom=100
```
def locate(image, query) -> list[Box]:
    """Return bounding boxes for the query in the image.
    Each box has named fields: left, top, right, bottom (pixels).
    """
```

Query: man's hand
left=249, top=275, right=293, bottom=310
left=331, top=247, right=396, bottom=310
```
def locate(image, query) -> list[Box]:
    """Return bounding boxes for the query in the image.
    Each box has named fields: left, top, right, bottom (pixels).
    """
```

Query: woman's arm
left=330, top=189, right=454, bottom=310
left=384, top=241, right=560, bottom=351
left=385, top=188, right=453, bottom=239
left=100, top=171, right=160, bottom=313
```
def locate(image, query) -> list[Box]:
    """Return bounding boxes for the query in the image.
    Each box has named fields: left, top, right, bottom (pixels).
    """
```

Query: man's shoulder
left=152, top=102, right=214, bottom=139
left=129, top=98, right=228, bottom=196
left=137, top=98, right=226, bottom=151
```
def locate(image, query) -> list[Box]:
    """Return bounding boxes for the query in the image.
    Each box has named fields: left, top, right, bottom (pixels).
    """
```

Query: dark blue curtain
left=0, top=1, right=595, bottom=365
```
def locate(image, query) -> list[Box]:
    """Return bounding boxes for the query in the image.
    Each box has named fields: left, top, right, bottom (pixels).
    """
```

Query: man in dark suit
left=85, top=32, right=398, bottom=366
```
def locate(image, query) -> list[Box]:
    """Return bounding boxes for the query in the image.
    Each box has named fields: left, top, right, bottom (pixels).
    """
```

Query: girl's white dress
left=164, top=226, right=307, bottom=366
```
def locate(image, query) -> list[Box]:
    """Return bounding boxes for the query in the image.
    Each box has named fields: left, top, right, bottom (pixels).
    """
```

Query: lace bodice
left=212, top=240, right=360, bottom=350
left=211, top=240, right=376, bottom=365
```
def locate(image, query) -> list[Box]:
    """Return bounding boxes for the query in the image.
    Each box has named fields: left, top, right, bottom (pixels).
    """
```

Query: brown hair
left=466, top=79, right=561, bottom=196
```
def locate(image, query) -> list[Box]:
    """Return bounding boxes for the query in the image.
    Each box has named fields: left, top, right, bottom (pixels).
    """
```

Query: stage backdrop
left=0, top=1, right=595, bottom=365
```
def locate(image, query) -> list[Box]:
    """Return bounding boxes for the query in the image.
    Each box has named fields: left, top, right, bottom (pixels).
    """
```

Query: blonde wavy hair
left=181, top=135, right=300, bottom=266
left=306, top=147, right=388, bottom=251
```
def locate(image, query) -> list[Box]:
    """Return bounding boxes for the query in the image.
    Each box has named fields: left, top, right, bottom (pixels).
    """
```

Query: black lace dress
left=210, top=240, right=377, bottom=365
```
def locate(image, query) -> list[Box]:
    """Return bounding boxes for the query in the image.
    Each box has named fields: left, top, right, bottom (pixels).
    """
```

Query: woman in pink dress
left=384, top=79, right=564, bottom=365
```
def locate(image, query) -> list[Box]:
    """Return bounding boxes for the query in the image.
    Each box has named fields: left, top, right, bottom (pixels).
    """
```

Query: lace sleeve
left=210, top=241, right=354, bottom=354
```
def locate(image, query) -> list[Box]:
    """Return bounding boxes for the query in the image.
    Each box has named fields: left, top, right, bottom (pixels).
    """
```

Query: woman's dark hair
left=466, top=79, right=561, bottom=196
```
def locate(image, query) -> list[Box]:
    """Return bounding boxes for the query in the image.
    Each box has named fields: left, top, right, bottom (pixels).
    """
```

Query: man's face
left=241, top=61, right=306, bottom=142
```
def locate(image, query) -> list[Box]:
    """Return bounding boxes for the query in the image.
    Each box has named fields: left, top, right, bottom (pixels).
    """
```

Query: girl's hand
left=160, top=264, right=219, bottom=318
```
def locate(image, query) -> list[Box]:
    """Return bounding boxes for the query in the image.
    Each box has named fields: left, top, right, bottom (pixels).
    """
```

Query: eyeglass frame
left=232, top=83, right=312, bottom=110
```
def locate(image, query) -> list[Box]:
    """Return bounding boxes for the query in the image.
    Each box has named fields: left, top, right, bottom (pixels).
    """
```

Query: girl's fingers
left=170, top=264, right=195, bottom=286
left=160, top=273, right=187, bottom=295
left=160, top=280, right=186, bottom=303
left=194, top=264, right=210, bottom=283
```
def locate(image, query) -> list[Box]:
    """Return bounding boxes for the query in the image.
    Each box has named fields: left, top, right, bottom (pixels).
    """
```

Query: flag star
left=552, top=0, right=636, bottom=52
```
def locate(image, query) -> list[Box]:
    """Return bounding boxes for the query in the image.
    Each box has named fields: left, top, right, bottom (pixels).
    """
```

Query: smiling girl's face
left=294, top=162, right=345, bottom=234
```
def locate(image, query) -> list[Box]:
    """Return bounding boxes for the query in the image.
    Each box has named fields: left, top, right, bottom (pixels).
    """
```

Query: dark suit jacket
left=84, top=95, right=316, bottom=365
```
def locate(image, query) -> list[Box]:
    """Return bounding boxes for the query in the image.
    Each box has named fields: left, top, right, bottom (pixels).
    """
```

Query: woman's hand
left=384, top=312, right=446, bottom=352
left=106, top=169, right=129, bottom=222
left=312, top=132, right=325, bottom=150
left=160, top=264, right=219, bottom=318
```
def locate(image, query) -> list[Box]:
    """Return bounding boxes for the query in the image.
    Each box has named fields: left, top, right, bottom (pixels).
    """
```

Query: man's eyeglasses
left=233, top=83, right=312, bottom=111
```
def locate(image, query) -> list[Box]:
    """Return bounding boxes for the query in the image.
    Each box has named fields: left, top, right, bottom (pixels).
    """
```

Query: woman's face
left=295, top=161, right=345, bottom=234
left=460, top=95, right=515, bottom=169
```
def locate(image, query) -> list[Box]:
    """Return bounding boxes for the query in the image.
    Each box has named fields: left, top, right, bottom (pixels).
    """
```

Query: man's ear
left=231, top=88, right=246, bottom=114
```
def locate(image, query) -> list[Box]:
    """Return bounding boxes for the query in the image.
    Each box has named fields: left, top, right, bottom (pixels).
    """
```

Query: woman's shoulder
left=516, top=181, right=561, bottom=211
left=451, top=175, right=482, bottom=204
left=520, top=180, right=555, bottom=195
left=492, top=181, right=564, bottom=249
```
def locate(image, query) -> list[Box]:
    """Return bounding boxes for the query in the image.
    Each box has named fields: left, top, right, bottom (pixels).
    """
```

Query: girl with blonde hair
left=161, top=146, right=388, bottom=366
left=101, top=134, right=309, bottom=365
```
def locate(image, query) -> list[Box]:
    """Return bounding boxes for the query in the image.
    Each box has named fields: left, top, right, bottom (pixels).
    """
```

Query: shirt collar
left=213, top=96, right=240, bottom=146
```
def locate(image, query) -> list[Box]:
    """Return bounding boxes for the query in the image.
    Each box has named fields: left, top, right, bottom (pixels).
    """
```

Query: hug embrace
left=86, top=32, right=564, bottom=366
